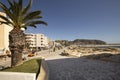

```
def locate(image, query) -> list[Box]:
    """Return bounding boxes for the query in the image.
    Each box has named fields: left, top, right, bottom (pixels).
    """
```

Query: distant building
left=0, top=12, right=12, bottom=54
left=25, top=33, right=50, bottom=49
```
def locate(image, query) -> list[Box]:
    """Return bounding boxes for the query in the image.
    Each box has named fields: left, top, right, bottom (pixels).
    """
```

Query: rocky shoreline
left=61, top=46, right=120, bottom=63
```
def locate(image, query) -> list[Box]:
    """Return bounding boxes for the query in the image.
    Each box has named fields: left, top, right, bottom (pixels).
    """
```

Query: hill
left=55, top=39, right=106, bottom=46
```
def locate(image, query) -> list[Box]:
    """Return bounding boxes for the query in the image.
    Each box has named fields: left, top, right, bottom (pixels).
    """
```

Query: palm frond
left=22, top=0, right=32, bottom=15
left=23, top=20, right=47, bottom=28
left=0, top=1, right=15, bottom=24
left=7, top=0, right=23, bottom=28
left=0, top=21, right=9, bottom=25
left=0, top=15, right=13, bottom=25
left=28, top=24, right=37, bottom=28
left=18, top=0, right=22, bottom=10
left=7, top=0, right=13, bottom=8
left=23, top=10, right=42, bottom=22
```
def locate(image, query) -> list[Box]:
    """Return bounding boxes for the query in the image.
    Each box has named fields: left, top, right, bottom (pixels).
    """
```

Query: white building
left=25, top=33, right=49, bottom=49
left=0, top=12, right=12, bottom=55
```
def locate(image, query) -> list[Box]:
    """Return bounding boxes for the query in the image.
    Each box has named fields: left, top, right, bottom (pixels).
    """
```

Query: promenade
left=39, top=49, right=120, bottom=80
left=0, top=49, right=120, bottom=80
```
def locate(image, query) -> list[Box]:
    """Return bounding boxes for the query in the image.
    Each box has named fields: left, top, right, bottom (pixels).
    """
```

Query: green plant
left=1, top=58, right=41, bottom=73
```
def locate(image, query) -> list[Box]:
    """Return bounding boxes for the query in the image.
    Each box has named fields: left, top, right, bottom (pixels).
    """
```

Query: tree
left=0, top=0, right=47, bottom=67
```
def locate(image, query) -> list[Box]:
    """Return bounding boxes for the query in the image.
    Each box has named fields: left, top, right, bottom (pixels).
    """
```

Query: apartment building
left=0, top=12, right=12, bottom=54
left=25, top=33, right=49, bottom=49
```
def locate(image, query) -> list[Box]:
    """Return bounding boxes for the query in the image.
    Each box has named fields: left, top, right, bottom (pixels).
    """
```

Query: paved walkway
left=39, top=50, right=120, bottom=80
left=37, top=49, right=70, bottom=60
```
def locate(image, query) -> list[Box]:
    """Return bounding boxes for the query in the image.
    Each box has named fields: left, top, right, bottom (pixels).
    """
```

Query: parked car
left=28, top=51, right=36, bottom=57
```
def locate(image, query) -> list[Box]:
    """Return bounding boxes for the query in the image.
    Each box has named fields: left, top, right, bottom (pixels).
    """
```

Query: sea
left=95, top=46, right=120, bottom=48
left=109, top=46, right=120, bottom=48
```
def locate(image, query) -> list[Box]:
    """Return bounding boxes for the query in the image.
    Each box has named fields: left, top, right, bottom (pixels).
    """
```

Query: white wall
left=0, top=72, right=36, bottom=80
left=4, top=24, right=12, bottom=51
left=0, top=12, right=13, bottom=53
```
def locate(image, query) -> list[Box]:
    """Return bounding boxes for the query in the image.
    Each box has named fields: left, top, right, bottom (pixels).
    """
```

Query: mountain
left=55, top=39, right=106, bottom=46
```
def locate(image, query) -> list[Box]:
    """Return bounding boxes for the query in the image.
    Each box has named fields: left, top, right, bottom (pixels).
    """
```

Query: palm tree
left=0, top=0, right=47, bottom=67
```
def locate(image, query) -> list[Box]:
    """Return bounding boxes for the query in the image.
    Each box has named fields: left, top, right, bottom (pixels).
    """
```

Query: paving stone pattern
left=46, top=58, right=120, bottom=80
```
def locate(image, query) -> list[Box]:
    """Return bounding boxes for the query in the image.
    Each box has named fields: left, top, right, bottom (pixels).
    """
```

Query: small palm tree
left=0, top=0, right=47, bottom=66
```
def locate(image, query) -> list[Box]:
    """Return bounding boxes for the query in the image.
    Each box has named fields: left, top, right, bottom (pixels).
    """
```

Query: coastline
left=62, top=45, right=120, bottom=63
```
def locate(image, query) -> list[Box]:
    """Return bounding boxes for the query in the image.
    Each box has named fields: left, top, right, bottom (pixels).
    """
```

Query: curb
left=37, top=59, right=49, bottom=80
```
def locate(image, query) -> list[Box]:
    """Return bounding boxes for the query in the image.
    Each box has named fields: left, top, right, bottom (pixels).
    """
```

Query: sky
left=0, top=0, right=120, bottom=43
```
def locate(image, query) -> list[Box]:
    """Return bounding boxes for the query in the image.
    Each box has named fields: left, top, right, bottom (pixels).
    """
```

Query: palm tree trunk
left=9, top=28, right=25, bottom=67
